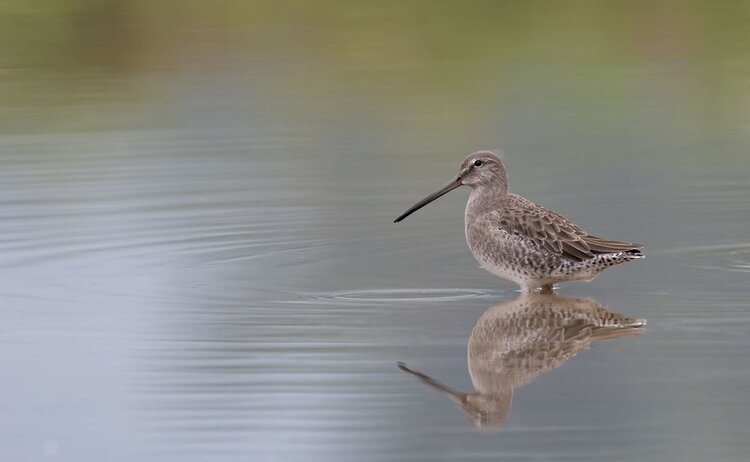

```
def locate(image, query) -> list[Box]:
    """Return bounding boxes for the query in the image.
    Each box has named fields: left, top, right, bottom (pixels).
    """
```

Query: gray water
left=2, top=3, right=750, bottom=461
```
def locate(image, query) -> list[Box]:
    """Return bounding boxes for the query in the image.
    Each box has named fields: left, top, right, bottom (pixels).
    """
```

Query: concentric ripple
left=0, top=130, right=326, bottom=270
left=299, top=288, right=502, bottom=305
left=672, top=243, right=750, bottom=273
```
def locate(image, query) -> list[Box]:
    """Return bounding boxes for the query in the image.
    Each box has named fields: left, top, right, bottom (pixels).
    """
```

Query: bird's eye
left=473, top=159, right=483, bottom=167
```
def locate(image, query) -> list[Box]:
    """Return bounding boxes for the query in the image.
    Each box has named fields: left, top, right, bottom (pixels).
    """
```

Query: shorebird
left=394, top=151, right=644, bottom=292
left=398, top=293, right=645, bottom=431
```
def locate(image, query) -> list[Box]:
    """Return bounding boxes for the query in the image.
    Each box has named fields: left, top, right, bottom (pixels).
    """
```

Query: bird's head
left=394, top=150, right=508, bottom=223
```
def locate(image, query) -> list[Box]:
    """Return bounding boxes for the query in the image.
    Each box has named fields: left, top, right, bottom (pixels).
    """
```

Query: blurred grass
left=3, top=1, right=750, bottom=70
left=1, top=0, right=750, bottom=146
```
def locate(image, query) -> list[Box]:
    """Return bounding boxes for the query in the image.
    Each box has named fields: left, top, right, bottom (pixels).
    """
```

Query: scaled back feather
left=491, top=195, right=642, bottom=262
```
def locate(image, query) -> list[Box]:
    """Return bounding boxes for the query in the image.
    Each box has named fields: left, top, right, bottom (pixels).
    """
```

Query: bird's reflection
left=398, top=293, right=645, bottom=432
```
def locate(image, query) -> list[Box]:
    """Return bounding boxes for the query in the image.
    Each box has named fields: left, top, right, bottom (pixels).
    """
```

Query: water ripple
left=297, top=288, right=503, bottom=305
left=672, top=243, right=750, bottom=273
left=0, top=131, right=334, bottom=269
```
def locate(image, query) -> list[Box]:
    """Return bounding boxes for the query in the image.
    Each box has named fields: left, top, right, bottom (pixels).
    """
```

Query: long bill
left=394, top=177, right=463, bottom=223
left=397, top=362, right=466, bottom=403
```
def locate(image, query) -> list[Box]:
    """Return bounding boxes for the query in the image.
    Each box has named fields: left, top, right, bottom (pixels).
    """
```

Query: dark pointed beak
left=396, top=361, right=466, bottom=403
left=394, top=177, right=463, bottom=223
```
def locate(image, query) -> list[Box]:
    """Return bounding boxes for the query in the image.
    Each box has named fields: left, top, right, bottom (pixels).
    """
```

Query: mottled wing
left=492, top=195, right=642, bottom=262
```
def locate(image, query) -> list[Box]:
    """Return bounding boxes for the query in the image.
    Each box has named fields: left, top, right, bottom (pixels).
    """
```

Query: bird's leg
left=522, top=283, right=555, bottom=294
left=539, top=284, right=555, bottom=294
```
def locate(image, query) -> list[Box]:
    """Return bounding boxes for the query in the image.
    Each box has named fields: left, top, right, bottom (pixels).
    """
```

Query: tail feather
left=623, top=248, right=645, bottom=258
left=584, top=234, right=643, bottom=255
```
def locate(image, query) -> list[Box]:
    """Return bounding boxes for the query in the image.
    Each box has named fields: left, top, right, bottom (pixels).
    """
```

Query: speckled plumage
left=395, top=151, right=644, bottom=291
left=398, top=293, right=645, bottom=431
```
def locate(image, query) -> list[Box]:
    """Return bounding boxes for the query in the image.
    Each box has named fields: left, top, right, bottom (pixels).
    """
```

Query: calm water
left=2, top=3, right=750, bottom=461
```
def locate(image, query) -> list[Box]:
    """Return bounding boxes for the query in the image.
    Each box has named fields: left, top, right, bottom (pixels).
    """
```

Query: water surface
left=1, top=3, right=750, bottom=461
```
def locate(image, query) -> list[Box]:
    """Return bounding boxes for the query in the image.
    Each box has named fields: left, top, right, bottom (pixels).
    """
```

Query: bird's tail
left=623, top=248, right=645, bottom=259
left=585, top=235, right=644, bottom=258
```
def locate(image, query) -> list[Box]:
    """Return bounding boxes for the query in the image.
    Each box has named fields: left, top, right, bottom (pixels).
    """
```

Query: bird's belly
left=466, top=226, right=584, bottom=286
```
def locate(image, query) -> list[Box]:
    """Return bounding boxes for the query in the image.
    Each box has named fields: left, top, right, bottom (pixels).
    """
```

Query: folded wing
left=491, top=195, right=643, bottom=262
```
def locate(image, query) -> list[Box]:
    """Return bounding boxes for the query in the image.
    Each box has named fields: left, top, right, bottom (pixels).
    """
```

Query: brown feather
left=492, top=194, right=642, bottom=263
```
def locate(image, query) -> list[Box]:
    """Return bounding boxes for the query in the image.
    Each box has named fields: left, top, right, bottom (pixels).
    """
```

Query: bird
left=394, top=151, right=644, bottom=292
left=397, top=292, right=645, bottom=432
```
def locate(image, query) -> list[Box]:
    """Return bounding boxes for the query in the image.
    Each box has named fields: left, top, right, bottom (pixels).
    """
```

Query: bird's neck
left=466, top=185, right=507, bottom=223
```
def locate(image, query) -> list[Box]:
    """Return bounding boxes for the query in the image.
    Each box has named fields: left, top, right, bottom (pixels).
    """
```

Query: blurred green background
left=3, top=0, right=750, bottom=155
left=2, top=2, right=750, bottom=461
